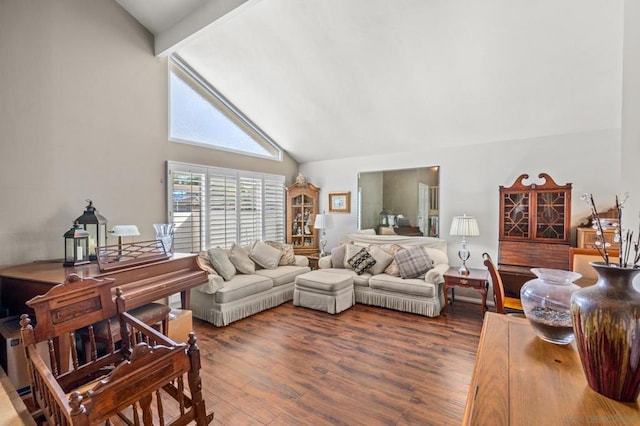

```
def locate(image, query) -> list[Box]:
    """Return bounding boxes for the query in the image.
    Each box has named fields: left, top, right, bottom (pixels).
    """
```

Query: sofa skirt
left=354, top=286, right=444, bottom=317
left=190, top=283, right=294, bottom=327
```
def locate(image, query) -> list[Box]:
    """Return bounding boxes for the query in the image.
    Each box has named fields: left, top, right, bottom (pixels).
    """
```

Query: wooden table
left=443, top=267, right=489, bottom=315
left=463, top=312, right=640, bottom=425
left=306, top=253, right=321, bottom=270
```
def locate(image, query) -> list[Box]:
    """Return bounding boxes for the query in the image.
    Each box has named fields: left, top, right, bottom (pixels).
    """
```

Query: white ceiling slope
left=118, top=0, right=623, bottom=164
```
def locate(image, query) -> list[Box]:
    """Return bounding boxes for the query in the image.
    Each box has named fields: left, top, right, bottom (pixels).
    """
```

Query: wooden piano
left=0, top=242, right=207, bottom=316
left=497, top=173, right=572, bottom=297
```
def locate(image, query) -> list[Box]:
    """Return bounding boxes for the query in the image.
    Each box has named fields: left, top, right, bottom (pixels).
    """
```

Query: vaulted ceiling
left=116, top=0, right=623, bottom=164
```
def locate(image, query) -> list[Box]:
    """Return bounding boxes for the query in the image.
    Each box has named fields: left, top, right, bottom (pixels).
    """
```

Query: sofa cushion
left=331, top=244, right=347, bottom=268
left=382, top=244, right=405, bottom=276
left=394, top=245, right=433, bottom=279
left=348, top=247, right=376, bottom=275
left=229, top=243, right=256, bottom=274
left=319, top=268, right=371, bottom=287
left=295, top=271, right=353, bottom=292
left=369, top=274, right=437, bottom=298
left=207, top=247, right=236, bottom=281
left=265, top=241, right=296, bottom=265
left=425, top=247, right=448, bottom=266
left=250, top=241, right=283, bottom=269
left=196, top=273, right=224, bottom=294
left=255, top=265, right=311, bottom=287
left=214, top=274, right=273, bottom=304
left=367, top=245, right=394, bottom=275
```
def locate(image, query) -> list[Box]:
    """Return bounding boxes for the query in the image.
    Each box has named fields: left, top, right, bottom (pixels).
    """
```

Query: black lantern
left=75, top=199, right=108, bottom=260
left=379, top=209, right=389, bottom=227
left=63, top=222, right=90, bottom=267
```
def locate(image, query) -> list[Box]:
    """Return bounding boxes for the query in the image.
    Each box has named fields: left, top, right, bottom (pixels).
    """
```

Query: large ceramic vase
left=570, top=262, right=640, bottom=402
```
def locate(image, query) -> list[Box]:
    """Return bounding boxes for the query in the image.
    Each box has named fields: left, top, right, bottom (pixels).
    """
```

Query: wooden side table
left=306, top=253, right=321, bottom=270
left=443, top=267, right=489, bottom=315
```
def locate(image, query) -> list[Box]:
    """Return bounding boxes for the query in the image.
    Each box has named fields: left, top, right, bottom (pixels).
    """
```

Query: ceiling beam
left=154, top=0, right=250, bottom=56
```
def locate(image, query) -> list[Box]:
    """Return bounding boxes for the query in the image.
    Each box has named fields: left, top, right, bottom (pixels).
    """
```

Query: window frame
left=168, top=55, right=283, bottom=161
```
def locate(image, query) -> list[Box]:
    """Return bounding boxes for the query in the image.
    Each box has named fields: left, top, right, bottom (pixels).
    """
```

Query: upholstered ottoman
left=293, top=270, right=355, bottom=314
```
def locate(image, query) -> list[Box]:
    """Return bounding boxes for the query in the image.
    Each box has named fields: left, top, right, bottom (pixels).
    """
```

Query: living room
left=1, top=0, right=640, bottom=424
left=1, top=1, right=638, bottom=271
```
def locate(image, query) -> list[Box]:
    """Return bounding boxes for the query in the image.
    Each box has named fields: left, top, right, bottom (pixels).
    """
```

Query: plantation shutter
left=209, top=170, right=237, bottom=248
left=166, top=161, right=285, bottom=251
left=168, top=166, right=206, bottom=253
left=239, top=175, right=263, bottom=246
left=263, top=176, right=285, bottom=242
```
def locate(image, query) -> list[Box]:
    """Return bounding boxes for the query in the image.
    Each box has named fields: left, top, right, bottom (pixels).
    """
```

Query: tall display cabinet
left=497, top=173, right=572, bottom=297
left=286, top=182, right=320, bottom=255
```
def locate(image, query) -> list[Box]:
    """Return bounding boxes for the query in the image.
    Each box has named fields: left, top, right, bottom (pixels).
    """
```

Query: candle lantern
left=379, top=209, right=389, bottom=227
left=75, top=199, right=108, bottom=260
left=63, top=222, right=90, bottom=267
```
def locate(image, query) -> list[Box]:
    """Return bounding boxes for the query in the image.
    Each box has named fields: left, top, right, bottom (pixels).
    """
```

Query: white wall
left=301, top=129, right=621, bottom=299
left=622, top=0, right=640, bottom=288
left=0, top=0, right=298, bottom=267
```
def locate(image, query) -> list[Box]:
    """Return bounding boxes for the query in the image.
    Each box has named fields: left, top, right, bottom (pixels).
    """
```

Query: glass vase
left=153, top=223, right=175, bottom=255
left=520, top=268, right=582, bottom=345
left=570, top=262, right=640, bottom=402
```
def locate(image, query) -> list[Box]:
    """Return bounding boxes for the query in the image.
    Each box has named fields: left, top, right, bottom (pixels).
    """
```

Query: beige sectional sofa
left=190, top=242, right=311, bottom=326
left=317, top=234, right=449, bottom=317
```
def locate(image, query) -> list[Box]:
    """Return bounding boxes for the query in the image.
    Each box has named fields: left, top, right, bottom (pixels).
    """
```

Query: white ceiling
left=117, top=0, right=623, bottom=164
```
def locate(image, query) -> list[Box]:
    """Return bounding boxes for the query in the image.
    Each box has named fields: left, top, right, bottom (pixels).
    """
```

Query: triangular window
left=169, top=56, right=282, bottom=160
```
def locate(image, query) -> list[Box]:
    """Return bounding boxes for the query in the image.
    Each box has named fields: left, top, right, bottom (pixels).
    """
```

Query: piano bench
left=81, top=302, right=172, bottom=360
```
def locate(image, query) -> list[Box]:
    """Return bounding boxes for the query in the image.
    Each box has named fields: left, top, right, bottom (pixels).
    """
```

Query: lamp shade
left=314, top=212, right=333, bottom=230
left=110, top=225, right=140, bottom=237
left=449, top=215, right=480, bottom=237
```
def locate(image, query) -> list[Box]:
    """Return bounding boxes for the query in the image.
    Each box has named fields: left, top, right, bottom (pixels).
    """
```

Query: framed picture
left=329, top=192, right=351, bottom=213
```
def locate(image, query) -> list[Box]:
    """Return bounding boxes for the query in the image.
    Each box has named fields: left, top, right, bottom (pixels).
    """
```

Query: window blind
left=167, top=161, right=285, bottom=252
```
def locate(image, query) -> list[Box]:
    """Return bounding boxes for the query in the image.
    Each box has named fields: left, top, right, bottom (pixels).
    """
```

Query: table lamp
left=314, top=211, right=333, bottom=256
left=449, top=214, right=480, bottom=275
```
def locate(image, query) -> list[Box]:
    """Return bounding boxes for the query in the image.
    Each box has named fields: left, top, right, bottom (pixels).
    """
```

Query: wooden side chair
left=482, top=252, right=524, bottom=315
left=20, top=273, right=213, bottom=425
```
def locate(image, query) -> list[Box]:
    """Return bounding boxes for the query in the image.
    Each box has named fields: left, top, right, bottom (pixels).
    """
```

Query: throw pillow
left=394, top=245, right=434, bottom=279
left=382, top=244, right=405, bottom=276
left=207, top=247, right=236, bottom=281
left=367, top=245, right=394, bottom=275
left=228, top=243, right=256, bottom=274
left=348, top=247, right=377, bottom=275
left=343, top=243, right=365, bottom=270
left=330, top=244, right=347, bottom=268
left=265, top=241, right=296, bottom=265
left=250, top=241, right=283, bottom=269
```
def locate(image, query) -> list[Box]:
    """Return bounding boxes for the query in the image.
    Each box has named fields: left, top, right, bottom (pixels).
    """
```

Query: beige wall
left=0, top=0, right=298, bottom=267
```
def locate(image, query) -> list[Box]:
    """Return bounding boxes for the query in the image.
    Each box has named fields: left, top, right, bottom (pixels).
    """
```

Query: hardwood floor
left=193, top=301, right=485, bottom=426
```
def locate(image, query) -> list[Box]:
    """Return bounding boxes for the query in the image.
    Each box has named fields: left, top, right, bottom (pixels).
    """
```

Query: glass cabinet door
left=535, top=191, right=566, bottom=240
left=502, top=192, right=530, bottom=239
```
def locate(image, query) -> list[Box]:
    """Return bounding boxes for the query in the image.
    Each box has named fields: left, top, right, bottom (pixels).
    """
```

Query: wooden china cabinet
left=286, top=182, right=320, bottom=255
left=497, top=173, right=572, bottom=297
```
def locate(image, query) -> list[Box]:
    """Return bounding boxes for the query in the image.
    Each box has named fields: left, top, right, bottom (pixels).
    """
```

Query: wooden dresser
left=463, top=313, right=640, bottom=425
